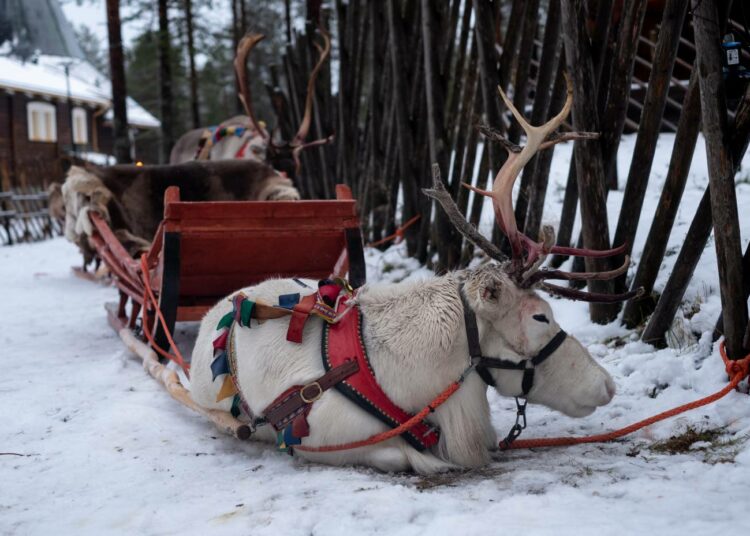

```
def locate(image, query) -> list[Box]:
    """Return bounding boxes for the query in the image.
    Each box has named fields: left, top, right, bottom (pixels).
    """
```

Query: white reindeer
left=188, top=79, right=638, bottom=473
left=170, top=31, right=333, bottom=186
left=189, top=266, right=617, bottom=473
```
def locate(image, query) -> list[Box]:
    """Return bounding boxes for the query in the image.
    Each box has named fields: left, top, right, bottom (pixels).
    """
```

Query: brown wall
left=0, top=90, right=105, bottom=189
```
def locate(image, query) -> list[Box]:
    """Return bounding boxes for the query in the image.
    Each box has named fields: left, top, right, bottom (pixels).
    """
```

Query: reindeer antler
left=425, top=72, right=643, bottom=303
left=292, top=26, right=331, bottom=146
left=234, top=33, right=270, bottom=140
left=289, top=25, right=334, bottom=176
left=467, top=73, right=623, bottom=268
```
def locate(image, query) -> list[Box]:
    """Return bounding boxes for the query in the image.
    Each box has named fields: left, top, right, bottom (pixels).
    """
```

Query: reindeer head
left=425, top=78, right=643, bottom=416
left=234, top=29, right=333, bottom=181
left=462, top=264, right=615, bottom=417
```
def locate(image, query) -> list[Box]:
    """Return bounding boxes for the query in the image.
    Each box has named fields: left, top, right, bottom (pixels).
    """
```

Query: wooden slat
left=164, top=199, right=357, bottom=221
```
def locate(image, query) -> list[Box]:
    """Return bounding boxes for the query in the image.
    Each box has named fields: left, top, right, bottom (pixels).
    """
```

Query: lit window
left=27, top=102, right=57, bottom=142
left=72, top=107, right=88, bottom=144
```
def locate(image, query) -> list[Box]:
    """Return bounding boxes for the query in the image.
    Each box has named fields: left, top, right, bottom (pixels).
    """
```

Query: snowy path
left=2, top=133, right=750, bottom=535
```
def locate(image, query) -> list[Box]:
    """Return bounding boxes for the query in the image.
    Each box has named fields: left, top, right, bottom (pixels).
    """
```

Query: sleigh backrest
left=156, top=184, right=364, bottom=321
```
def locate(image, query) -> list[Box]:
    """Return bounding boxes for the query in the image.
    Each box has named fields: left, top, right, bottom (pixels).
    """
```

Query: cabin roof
left=0, top=0, right=84, bottom=60
left=0, top=54, right=160, bottom=129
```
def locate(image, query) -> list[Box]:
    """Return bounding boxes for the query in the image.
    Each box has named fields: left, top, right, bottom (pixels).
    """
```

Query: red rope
left=367, top=215, right=421, bottom=248
left=502, top=341, right=750, bottom=450
left=138, top=254, right=190, bottom=375
left=295, top=378, right=461, bottom=453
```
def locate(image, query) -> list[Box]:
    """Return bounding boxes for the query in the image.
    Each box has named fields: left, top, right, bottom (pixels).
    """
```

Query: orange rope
left=295, top=377, right=461, bottom=453
left=138, top=254, right=190, bottom=375
left=503, top=341, right=750, bottom=450
left=367, top=215, right=421, bottom=248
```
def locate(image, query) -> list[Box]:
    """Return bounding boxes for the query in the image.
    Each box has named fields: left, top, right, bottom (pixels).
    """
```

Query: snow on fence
left=0, top=188, right=61, bottom=246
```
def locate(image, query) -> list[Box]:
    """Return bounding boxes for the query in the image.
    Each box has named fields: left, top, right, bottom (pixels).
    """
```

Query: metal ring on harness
left=300, top=381, right=324, bottom=403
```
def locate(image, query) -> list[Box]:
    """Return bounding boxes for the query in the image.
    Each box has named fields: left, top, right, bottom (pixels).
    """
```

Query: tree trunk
left=232, top=0, right=242, bottom=115
left=184, top=0, right=200, bottom=129
left=105, top=0, right=131, bottom=164
left=158, top=0, right=174, bottom=163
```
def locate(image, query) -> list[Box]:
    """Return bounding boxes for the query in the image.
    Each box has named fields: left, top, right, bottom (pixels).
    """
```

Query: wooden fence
left=0, top=188, right=62, bottom=245
left=273, top=0, right=750, bottom=358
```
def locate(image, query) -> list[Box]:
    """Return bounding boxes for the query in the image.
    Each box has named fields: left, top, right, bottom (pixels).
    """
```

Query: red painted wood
left=164, top=200, right=358, bottom=223
left=91, top=185, right=364, bottom=334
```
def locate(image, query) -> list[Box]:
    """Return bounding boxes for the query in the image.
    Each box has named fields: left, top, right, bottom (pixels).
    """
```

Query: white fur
left=190, top=265, right=615, bottom=473
left=61, top=166, right=112, bottom=244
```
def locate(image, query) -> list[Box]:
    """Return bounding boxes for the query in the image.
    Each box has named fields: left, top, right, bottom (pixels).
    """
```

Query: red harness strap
left=234, top=138, right=251, bottom=158
left=322, top=303, right=440, bottom=451
left=287, top=294, right=317, bottom=343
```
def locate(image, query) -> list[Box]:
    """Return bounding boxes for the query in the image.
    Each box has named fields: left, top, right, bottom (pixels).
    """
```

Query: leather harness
left=459, top=285, right=568, bottom=447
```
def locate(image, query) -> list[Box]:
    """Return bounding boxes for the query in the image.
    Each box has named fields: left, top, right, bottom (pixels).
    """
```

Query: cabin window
left=72, top=107, right=88, bottom=145
left=27, top=102, right=58, bottom=142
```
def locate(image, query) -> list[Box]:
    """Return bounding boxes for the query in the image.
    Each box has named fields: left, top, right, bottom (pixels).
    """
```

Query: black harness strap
left=459, top=285, right=567, bottom=396
left=460, top=284, right=568, bottom=448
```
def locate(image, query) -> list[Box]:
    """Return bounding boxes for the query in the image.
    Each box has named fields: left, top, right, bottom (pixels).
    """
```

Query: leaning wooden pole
left=516, top=0, right=562, bottom=236
left=691, top=0, right=748, bottom=359
left=642, top=94, right=750, bottom=348
left=610, top=0, right=689, bottom=293
left=550, top=0, right=613, bottom=267
left=385, top=0, right=420, bottom=253
left=599, top=0, right=648, bottom=190
left=622, top=71, right=701, bottom=328
left=560, top=0, right=617, bottom=324
left=421, top=0, right=455, bottom=269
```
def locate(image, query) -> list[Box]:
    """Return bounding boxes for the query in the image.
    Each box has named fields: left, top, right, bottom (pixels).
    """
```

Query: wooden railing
left=0, top=188, right=62, bottom=245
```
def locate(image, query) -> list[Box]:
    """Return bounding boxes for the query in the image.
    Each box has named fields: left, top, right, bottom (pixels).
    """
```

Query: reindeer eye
left=533, top=314, right=549, bottom=323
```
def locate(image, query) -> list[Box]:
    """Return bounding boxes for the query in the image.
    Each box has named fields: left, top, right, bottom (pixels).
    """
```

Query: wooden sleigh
left=88, top=183, right=366, bottom=349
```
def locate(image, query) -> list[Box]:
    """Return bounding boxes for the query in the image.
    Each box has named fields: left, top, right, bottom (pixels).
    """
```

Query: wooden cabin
left=0, top=56, right=160, bottom=191
left=0, top=0, right=159, bottom=191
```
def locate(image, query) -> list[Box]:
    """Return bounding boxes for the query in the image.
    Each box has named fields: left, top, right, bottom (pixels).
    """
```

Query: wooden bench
left=95, top=184, right=366, bottom=355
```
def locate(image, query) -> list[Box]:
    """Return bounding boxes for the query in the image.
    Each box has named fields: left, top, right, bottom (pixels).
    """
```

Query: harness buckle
left=499, top=397, right=528, bottom=450
left=515, top=397, right=528, bottom=429
left=300, top=381, right=323, bottom=404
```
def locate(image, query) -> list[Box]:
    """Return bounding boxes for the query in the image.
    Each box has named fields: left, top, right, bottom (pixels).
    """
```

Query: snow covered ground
left=2, top=134, right=750, bottom=535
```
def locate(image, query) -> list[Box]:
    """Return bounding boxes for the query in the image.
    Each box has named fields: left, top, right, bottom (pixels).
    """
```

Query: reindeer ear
left=464, top=265, right=511, bottom=310
left=478, top=268, right=507, bottom=303
left=482, top=284, right=500, bottom=302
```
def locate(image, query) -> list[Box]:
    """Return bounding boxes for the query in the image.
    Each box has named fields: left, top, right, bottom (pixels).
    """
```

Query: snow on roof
left=0, top=55, right=108, bottom=105
left=0, top=54, right=160, bottom=129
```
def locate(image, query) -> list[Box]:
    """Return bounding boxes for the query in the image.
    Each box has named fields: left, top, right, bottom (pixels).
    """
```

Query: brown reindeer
left=61, top=159, right=296, bottom=271
left=169, top=29, right=332, bottom=185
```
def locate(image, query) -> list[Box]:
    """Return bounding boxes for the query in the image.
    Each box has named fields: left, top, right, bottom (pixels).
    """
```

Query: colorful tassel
left=210, top=350, right=229, bottom=380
